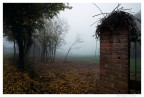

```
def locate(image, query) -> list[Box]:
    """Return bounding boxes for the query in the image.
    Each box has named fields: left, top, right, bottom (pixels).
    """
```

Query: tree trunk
left=95, top=39, right=97, bottom=57
left=41, top=45, right=45, bottom=61
left=41, top=44, right=47, bottom=62
left=18, top=43, right=25, bottom=71
left=64, top=48, right=71, bottom=62
left=53, top=43, right=57, bottom=62
left=39, top=47, right=41, bottom=59
left=13, top=40, right=16, bottom=64
left=33, top=44, right=35, bottom=62
left=45, top=48, right=48, bottom=62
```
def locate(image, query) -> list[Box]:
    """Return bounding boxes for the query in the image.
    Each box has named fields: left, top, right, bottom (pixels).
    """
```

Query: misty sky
left=57, top=3, right=141, bottom=56
left=3, top=3, right=141, bottom=56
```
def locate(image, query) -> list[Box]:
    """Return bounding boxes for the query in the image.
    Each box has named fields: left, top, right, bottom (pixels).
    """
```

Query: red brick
left=99, top=29, right=129, bottom=93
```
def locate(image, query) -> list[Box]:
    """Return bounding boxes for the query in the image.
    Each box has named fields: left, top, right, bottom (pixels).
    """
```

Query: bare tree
left=35, top=17, right=69, bottom=62
left=64, top=35, right=83, bottom=62
left=51, top=18, right=69, bottom=62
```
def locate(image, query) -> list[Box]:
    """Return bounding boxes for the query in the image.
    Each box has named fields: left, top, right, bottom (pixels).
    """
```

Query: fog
left=3, top=3, right=141, bottom=94
left=3, top=3, right=141, bottom=57
left=57, top=3, right=141, bottom=56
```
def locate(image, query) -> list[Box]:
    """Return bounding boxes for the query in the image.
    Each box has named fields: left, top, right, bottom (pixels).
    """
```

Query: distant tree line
left=30, top=17, right=69, bottom=63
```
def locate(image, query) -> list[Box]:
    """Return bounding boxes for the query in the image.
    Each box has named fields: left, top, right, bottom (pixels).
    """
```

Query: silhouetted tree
left=50, top=18, right=69, bottom=62
left=64, top=35, right=83, bottom=62
left=3, top=3, right=72, bottom=70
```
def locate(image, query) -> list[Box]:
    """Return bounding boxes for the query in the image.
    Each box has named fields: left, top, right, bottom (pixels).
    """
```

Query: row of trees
left=3, top=3, right=72, bottom=70
left=31, top=17, right=69, bottom=62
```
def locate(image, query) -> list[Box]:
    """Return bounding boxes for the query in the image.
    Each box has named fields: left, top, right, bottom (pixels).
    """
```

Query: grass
left=3, top=53, right=13, bottom=62
left=66, top=55, right=100, bottom=64
left=130, top=58, right=141, bottom=72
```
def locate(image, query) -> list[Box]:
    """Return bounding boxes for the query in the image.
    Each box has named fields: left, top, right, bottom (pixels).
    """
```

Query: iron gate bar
left=128, top=30, right=130, bottom=93
left=135, top=41, right=137, bottom=80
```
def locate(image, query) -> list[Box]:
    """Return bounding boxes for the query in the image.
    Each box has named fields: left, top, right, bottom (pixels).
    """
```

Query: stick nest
left=95, top=8, right=140, bottom=42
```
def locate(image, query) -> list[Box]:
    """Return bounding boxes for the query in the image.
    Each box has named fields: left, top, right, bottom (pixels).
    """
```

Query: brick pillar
left=99, top=28, right=129, bottom=93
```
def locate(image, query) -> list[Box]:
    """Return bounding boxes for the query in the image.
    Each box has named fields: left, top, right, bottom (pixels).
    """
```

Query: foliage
left=3, top=64, right=31, bottom=93
left=3, top=3, right=71, bottom=69
left=3, top=62, right=99, bottom=94
left=36, top=17, right=68, bottom=47
left=130, top=58, right=141, bottom=72
left=34, top=17, right=69, bottom=62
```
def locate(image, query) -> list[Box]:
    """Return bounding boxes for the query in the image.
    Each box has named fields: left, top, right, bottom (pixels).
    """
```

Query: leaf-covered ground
left=3, top=61, right=99, bottom=94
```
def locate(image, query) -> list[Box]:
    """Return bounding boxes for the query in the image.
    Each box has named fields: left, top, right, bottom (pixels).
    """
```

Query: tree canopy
left=4, top=3, right=71, bottom=28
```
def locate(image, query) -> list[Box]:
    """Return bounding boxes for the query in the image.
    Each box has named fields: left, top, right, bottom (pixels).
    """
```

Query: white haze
left=3, top=3, right=141, bottom=56
left=57, top=3, right=141, bottom=56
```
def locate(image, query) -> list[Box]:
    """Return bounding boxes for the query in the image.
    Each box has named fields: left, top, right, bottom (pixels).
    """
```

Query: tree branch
left=93, top=3, right=105, bottom=17
left=92, top=13, right=109, bottom=17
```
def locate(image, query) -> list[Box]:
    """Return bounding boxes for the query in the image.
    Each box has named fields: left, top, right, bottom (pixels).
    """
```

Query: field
left=3, top=55, right=100, bottom=94
left=130, top=58, right=141, bottom=81
left=66, top=55, right=100, bottom=64
left=130, top=58, right=141, bottom=72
